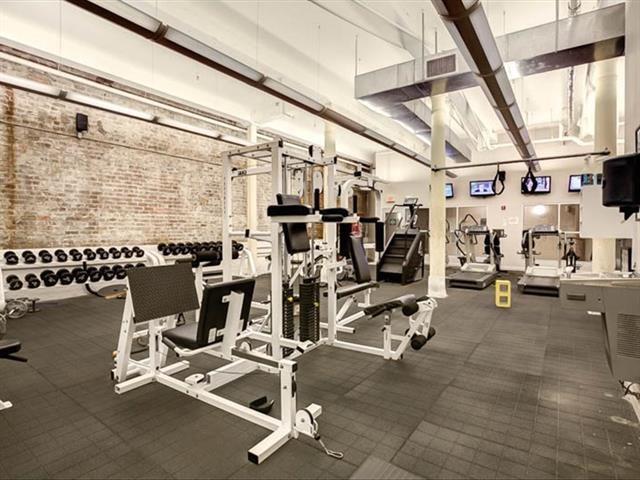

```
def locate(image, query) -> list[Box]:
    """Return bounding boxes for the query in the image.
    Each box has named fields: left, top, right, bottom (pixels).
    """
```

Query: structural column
left=625, top=0, right=640, bottom=272
left=591, top=58, right=617, bottom=273
left=428, top=94, right=448, bottom=297
left=246, top=123, right=258, bottom=258
left=323, top=121, right=336, bottom=208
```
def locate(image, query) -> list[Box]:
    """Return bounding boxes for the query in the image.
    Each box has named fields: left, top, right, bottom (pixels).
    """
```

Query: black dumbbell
left=22, top=251, right=36, bottom=264
left=25, top=274, right=41, bottom=289
left=96, top=248, right=109, bottom=260
left=100, top=266, right=116, bottom=281
left=4, top=251, right=19, bottom=265
left=38, top=250, right=53, bottom=263
left=83, top=248, right=97, bottom=261
left=157, top=243, right=167, bottom=252
left=6, top=275, right=23, bottom=290
left=124, top=263, right=134, bottom=270
left=40, top=270, right=58, bottom=287
left=120, top=247, right=133, bottom=259
left=108, top=247, right=122, bottom=259
left=112, top=265, right=127, bottom=280
left=135, top=263, right=145, bottom=268
left=132, top=246, right=144, bottom=258
left=87, top=267, right=102, bottom=282
left=54, top=249, right=68, bottom=262
left=57, top=269, right=73, bottom=285
left=71, top=267, right=89, bottom=284
left=69, top=249, right=83, bottom=261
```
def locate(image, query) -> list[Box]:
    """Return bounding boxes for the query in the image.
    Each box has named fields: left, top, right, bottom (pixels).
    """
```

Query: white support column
left=428, top=94, right=448, bottom=298
left=626, top=0, right=640, bottom=272
left=323, top=122, right=336, bottom=209
left=270, top=146, right=284, bottom=360
left=246, top=124, right=259, bottom=262
left=591, top=58, right=617, bottom=273
left=222, top=151, right=233, bottom=282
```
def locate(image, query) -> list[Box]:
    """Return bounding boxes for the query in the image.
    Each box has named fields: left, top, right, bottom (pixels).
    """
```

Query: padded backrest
left=277, top=193, right=311, bottom=254
left=349, top=235, right=372, bottom=283
left=127, top=263, right=200, bottom=324
left=197, top=278, right=256, bottom=346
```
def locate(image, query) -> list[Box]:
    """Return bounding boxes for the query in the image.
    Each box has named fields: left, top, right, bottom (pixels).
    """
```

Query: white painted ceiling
left=0, top=0, right=627, bottom=169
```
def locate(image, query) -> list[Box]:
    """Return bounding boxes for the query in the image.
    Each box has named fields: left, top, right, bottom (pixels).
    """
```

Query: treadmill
left=447, top=225, right=503, bottom=290
left=517, top=225, right=565, bottom=296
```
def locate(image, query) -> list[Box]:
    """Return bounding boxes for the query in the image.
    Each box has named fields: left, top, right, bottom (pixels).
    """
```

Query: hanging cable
left=492, top=166, right=506, bottom=195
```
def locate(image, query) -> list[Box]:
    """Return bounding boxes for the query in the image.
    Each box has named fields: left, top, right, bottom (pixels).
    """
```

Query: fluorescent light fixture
left=393, top=144, right=416, bottom=158
left=92, top=0, right=162, bottom=33
left=468, top=7, right=502, bottom=72
left=363, top=129, right=394, bottom=147
left=65, top=91, right=155, bottom=121
left=0, top=72, right=61, bottom=96
left=164, top=27, right=263, bottom=83
left=262, top=77, right=325, bottom=113
left=156, top=116, right=221, bottom=138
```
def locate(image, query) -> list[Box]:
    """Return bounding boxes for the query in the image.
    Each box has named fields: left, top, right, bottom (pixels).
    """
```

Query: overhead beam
left=355, top=3, right=624, bottom=103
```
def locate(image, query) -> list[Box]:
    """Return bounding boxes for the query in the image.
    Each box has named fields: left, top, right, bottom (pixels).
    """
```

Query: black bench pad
left=0, top=339, right=21, bottom=357
left=324, top=281, right=379, bottom=299
left=267, top=204, right=313, bottom=217
left=163, top=323, right=199, bottom=350
left=364, top=294, right=420, bottom=318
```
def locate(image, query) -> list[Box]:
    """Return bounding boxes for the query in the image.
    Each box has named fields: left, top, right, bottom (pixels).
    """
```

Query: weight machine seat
left=163, top=323, right=199, bottom=350
left=266, top=204, right=313, bottom=217
left=359, top=217, right=379, bottom=223
left=319, top=208, right=350, bottom=217
left=323, top=281, right=379, bottom=299
left=273, top=194, right=312, bottom=254
left=364, top=294, right=421, bottom=319
left=162, top=277, right=256, bottom=351
left=0, top=339, right=21, bottom=358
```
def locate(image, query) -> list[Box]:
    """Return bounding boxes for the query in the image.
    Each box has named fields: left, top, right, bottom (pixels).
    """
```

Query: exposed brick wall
left=0, top=59, right=272, bottom=249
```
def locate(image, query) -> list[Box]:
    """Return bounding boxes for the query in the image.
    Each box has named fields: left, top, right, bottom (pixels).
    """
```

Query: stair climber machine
left=517, top=225, right=567, bottom=296
left=378, top=197, right=425, bottom=284
left=559, top=152, right=640, bottom=421
left=447, top=219, right=506, bottom=290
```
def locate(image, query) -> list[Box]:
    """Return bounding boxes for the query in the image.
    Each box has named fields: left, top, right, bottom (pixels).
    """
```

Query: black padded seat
left=163, top=323, right=199, bottom=350
left=0, top=339, right=21, bottom=357
left=320, top=208, right=350, bottom=217
left=358, top=216, right=380, bottom=223
left=266, top=204, right=313, bottom=217
left=364, top=294, right=420, bottom=318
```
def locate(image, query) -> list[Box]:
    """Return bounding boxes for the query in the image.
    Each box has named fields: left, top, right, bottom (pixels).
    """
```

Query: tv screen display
left=568, top=174, right=582, bottom=192
left=445, top=183, right=454, bottom=199
left=521, top=175, right=551, bottom=194
left=469, top=180, right=495, bottom=197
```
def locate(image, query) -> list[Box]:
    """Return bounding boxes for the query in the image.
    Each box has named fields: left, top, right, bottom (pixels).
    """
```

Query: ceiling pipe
left=65, top=0, right=430, bottom=167
left=431, top=0, right=538, bottom=168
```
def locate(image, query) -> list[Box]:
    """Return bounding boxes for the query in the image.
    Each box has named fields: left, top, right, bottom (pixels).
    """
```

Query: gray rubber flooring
left=1, top=273, right=639, bottom=479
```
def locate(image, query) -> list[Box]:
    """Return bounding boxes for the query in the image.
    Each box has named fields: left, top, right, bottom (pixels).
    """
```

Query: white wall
left=377, top=163, right=586, bottom=271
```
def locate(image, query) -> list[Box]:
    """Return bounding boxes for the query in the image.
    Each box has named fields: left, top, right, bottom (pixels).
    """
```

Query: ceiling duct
left=432, top=0, right=536, bottom=166
left=65, top=0, right=430, bottom=166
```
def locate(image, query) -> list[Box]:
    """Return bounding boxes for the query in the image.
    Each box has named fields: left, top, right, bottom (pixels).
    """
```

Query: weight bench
left=1, top=339, right=27, bottom=411
left=112, top=263, right=324, bottom=464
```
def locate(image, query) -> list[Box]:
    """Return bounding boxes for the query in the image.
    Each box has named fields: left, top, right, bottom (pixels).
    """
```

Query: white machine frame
left=113, top=273, right=323, bottom=464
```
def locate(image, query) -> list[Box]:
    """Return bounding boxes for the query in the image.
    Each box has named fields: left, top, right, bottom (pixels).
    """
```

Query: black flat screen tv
left=521, top=175, right=551, bottom=194
left=445, top=183, right=454, bottom=199
left=469, top=180, right=495, bottom=197
left=568, top=174, right=582, bottom=192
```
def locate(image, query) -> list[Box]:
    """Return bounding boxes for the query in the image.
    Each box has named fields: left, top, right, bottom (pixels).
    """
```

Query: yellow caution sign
left=495, top=280, right=511, bottom=308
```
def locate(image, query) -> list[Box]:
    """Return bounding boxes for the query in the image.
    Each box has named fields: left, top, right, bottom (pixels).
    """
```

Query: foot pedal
left=185, top=373, right=205, bottom=385
left=249, top=396, right=274, bottom=414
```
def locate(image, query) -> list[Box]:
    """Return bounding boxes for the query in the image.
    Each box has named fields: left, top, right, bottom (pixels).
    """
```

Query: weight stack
left=299, top=276, right=320, bottom=342
left=282, top=283, right=295, bottom=357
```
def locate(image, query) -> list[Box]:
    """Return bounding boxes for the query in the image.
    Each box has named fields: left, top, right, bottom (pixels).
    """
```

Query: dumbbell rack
left=0, top=246, right=163, bottom=311
left=157, top=240, right=256, bottom=278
